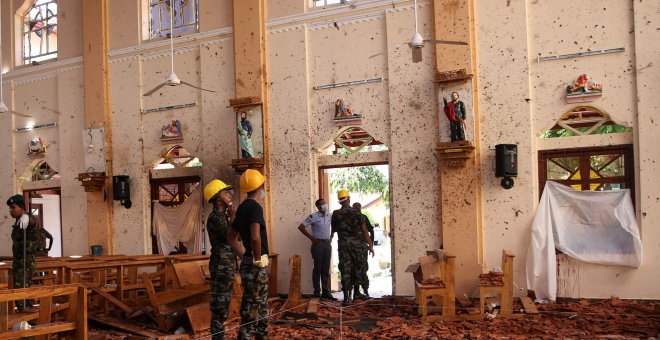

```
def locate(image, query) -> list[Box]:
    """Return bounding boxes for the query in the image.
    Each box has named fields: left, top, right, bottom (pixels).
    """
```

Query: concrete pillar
left=82, top=0, right=114, bottom=254
left=433, top=0, right=484, bottom=295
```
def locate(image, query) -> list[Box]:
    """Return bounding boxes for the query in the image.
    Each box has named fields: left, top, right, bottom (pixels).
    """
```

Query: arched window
left=324, top=126, right=388, bottom=155
left=22, top=0, right=58, bottom=65
left=149, top=0, right=199, bottom=39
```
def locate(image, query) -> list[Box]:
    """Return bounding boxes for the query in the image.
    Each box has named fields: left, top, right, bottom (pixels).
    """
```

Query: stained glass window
left=149, top=0, right=199, bottom=39
left=22, top=0, right=58, bottom=65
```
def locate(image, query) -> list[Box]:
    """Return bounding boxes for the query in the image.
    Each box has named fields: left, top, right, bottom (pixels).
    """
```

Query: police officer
left=7, top=194, right=41, bottom=310
left=297, top=198, right=336, bottom=301
left=229, top=169, right=270, bottom=339
left=352, top=202, right=373, bottom=299
left=331, top=190, right=374, bottom=305
left=204, top=179, right=242, bottom=340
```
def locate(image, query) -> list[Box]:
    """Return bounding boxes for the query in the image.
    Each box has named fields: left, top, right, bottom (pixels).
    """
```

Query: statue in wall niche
left=161, top=120, right=183, bottom=140
left=334, top=99, right=362, bottom=120
left=27, top=137, right=47, bottom=156
left=567, top=74, right=602, bottom=96
left=237, top=111, right=255, bottom=158
left=442, top=88, right=466, bottom=142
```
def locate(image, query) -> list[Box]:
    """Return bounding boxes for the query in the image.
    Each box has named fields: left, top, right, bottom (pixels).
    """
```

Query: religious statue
left=161, top=120, right=183, bottom=140
left=237, top=111, right=255, bottom=158
left=567, top=74, right=602, bottom=95
left=442, top=88, right=466, bottom=142
left=27, top=137, right=46, bottom=156
left=334, top=99, right=355, bottom=119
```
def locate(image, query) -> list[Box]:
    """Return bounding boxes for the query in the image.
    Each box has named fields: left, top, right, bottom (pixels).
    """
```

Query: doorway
left=319, top=164, right=392, bottom=297
left=24, top=189, right=63, bottom=257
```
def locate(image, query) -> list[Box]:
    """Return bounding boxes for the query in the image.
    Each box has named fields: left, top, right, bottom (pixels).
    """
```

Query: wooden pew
left=0, top=284, right=86, bottom=340
left=413, top=249, right=456, bottom=322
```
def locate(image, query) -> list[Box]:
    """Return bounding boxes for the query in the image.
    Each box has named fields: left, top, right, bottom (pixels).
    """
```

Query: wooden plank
left=5, top=302, right=69, bottom=329
left=228, top=274, right=243, bottom=320
left=0, top=302, right=7, bottom=332
left=172, top=262, right=206, bottom=288
left=519, top=296, right=539, bottom=315
left=89, top=314, right=170, bottom=338
left=83, top=282, right=134, bottom=314
left=0, top=322, right=76, bottom=340
left=35, top=296, right=53, bottom=340
left=285, top=255, right=302, bottom=308
left=75, top=286, right=88, bottom=340
left=0, top=284, right=79, bottom=301
left=186, top=302, right=211, bottom=334
left=306, top=298, right=319, bottom=314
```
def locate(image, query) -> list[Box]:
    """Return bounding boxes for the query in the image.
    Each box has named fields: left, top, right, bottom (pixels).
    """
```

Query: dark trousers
left=311, top=241, right=332, bottom=295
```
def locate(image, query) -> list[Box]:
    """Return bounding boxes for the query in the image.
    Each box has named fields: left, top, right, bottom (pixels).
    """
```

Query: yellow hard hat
left=204, top=179, right=233, bottom=202
left=240, top=169, right=265, bottom=193
left=337, top=190, right=350, bottom=200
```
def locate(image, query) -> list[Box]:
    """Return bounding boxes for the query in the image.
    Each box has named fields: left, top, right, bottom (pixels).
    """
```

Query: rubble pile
left=479, top=271, right=504, bottom=286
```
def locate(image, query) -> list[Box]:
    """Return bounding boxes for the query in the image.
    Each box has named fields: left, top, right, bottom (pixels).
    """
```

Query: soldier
left=7, top=194, right=40, bottom=310
left=35, top=222, right=54, bottom=257
left=229, top=169, right=270, bottom=339
left=352, top=202, right=374, bottom=299
left=204, top=179, right=243, bottom=340
left=331, top=191, right=374, bottom=305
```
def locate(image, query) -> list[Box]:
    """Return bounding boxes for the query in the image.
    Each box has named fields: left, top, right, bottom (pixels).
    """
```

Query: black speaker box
left=495, top=144, right=518, bottom=177
left=113, top=175, right=130, bottom=201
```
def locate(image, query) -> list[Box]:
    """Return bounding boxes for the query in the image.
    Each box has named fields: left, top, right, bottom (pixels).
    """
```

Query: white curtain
left=526, top=181, right=642, bottom=301
left=152, top=188, right=203, bottom=254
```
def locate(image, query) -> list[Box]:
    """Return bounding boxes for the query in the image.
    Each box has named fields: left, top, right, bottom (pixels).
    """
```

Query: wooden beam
left=0, top=322, right=76, bottom=340
left=285, top=255, right=302, bottom=308
left=83, top=282, right=134, bottom=315
left=0, top=284, right=79, bottom=300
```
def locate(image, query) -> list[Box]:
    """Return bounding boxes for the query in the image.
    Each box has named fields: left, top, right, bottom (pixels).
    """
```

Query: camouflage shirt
left=11, top=215, right=40, bottom=257
left=331, top=206, right=363, bottom=242
left=207, top=208, right=234, bottom=255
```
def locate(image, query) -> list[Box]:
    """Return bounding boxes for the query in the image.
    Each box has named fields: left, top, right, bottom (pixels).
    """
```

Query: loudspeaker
left=113, top=175, right=130, bottom=201
left=495, top=144, right=518, bottom=177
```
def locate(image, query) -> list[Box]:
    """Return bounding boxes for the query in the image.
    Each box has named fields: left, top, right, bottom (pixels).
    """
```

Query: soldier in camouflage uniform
left=352, top=202, right=374, bottom=299
left=204, top=180, right=242, bottom=340
left=331, top=191, right=374, bottom=305
left=7, top=194, right=41, bottom=310
left=35, top=221, right=54, bottom=257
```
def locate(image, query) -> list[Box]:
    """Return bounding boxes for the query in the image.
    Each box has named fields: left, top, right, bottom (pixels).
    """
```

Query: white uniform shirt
left=301, top=211, right=332, bottom=240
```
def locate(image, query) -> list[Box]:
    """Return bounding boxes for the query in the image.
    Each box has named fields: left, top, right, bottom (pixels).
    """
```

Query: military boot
left=342, top=289, right=352, bottom=306
left=363, top=287, right=370, bottom=298
left=353, top=285, right=367, bottom=300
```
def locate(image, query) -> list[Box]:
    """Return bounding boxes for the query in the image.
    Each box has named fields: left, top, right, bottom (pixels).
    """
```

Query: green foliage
left=540, top=124, right=630, bottom=139
left=361, top=209, right=377, bottom=226
left=330, top=166, right=390, bottom=208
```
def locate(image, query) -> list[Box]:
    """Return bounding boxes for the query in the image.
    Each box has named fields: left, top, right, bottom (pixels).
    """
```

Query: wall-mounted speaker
left=113, top=175, right=132, bottom=208
left=495, top=144, right=517, bottom=189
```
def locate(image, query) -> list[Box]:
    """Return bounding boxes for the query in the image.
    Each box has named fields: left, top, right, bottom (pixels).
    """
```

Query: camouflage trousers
left=359, top=243, right=369, bottom=290
left=238, top=257, right=269, bottom=340
left=210, top=250, right=237, bottom=340
left=338, top=240, right=364, bottom=290
left=13, top=255, right=35, bottom=310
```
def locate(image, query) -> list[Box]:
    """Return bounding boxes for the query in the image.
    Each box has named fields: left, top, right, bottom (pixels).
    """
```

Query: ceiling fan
left=0, top=14, right=31, bottom=118
left=143, top=4, right=215, bottom=96
left=408, top=0, right=468, bottom=63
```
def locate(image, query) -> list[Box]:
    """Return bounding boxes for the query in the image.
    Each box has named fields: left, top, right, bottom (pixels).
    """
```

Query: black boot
left=353, top=285, right=367, bottom=300
left=363, top=287, right=370, bottom=298
left=342, top=289, right=352, bottom=306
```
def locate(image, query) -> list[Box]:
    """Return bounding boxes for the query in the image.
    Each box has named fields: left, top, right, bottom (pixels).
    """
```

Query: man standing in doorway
left=204, top=179, right=243, bottom=340
left=7, top=194, right=39, bottom=310
left=297, top=198, right=337, bottom=301
left=331, top=190, right=374, bottom=305
left=352, top=202, right=373, bottom=299
left=229, top=169, right=270, bottom=339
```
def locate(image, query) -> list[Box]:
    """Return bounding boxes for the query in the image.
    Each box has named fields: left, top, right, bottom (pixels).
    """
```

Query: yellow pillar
left=433, top=0, right=483, bottom=294
left=82, top=0, right=114, bottom=254
left=231, top=0, right=272, bottom=248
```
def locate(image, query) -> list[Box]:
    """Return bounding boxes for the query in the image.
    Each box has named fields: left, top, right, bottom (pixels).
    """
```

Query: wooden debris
left=479, top=271, right=504, bottom=286
left=186, top=302, right=211, bottom=334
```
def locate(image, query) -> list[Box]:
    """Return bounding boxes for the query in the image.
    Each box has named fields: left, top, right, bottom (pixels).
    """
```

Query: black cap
left=6, top=194, right=25, bottom=208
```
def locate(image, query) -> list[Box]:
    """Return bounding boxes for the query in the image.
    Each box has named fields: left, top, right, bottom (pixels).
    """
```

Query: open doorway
left=24, top=188, right=63, bottom=257
left=320, top=165, right=392, bottom=297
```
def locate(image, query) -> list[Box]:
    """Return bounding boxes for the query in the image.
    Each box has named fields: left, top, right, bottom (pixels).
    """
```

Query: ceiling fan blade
left=143, top=82, right=168, bottom=96
left=11, top=110, right=32, bottom=118
left=180, top=81, right=216, bottom=93
left=424, top=39, right=468, bottom=45
left=412, top=47, right=423, bottom=63
left=41, top=106, right=61, bottom=115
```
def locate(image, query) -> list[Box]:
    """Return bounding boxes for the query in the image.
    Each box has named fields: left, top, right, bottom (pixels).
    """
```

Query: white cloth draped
left=152, top=188, right=203, bottom=255
left=526, top=181, right=642, bottom=301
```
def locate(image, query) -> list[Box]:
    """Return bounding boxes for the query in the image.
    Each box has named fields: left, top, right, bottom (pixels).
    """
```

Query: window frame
left=147, top=0, right=199, bottom=40
left=538, top=144, right=635, bottom=203
left=21, top=0, right=58, bottom=65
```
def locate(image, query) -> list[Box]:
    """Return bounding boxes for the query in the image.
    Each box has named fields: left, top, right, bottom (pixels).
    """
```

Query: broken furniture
left=479, top=249, right=514, bottom=317
left=141, top=260, right=211, bottom=330
left=410, top=249, right=456, bottom=321
left=0, top=284, right=87, bottom=340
